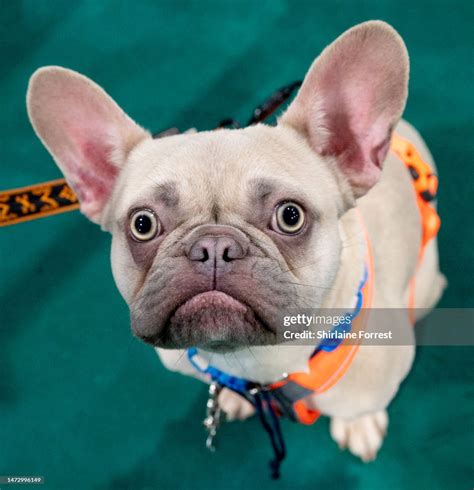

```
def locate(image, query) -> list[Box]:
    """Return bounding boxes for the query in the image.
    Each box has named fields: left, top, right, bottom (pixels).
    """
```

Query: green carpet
left=1, top=1, right=472, bottom=489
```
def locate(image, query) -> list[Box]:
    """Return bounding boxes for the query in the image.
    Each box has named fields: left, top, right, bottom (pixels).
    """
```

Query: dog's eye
left=273, top=202, right=306, bottom=234
left=130, top=209, right=159, bottom=241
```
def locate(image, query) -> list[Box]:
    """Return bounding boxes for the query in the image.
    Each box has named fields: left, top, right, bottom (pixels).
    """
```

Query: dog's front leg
left=329, top=410, right=388, bottom=462
left=218, top=389, right=255, bottom=421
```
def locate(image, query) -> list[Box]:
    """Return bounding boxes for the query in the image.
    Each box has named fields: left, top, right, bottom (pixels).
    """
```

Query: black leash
left=253, top=390, right=287, bottom=479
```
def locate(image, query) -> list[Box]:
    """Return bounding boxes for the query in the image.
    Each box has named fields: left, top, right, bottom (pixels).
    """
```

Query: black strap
left=253, top=391, right=287, bottom=479
left=218, top=81, right=302, bottom=129
left=247, top=81, right=302, bottom=125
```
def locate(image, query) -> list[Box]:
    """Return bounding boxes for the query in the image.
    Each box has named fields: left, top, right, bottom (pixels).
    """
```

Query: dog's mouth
left=144, top=290, right=275, bottom=351
left=173, top=290, right=248, bottom=317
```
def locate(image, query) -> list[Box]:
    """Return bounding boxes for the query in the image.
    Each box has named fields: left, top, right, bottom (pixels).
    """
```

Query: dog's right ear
left=27, top=67, right=150, bottom=225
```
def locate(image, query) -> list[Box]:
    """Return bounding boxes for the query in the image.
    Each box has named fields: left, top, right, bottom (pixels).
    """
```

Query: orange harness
left=266, top=132, right=441, bottom=424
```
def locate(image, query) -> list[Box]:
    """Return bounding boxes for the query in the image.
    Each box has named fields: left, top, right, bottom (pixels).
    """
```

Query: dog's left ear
left=280, top=21, right=409, bottom=199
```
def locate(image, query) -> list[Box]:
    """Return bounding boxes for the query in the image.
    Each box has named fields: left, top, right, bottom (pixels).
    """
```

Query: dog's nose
left=188, top=236, right=247, bottom=263
left=186, top=225, right=249, bottom=265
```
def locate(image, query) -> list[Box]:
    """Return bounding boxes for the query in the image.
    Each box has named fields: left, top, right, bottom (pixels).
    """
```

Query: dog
left=27, top=20, right=445, bottom=462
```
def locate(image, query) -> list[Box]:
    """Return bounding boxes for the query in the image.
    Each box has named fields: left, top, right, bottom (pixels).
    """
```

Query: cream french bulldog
left=27, top=21, right=445, bottom=462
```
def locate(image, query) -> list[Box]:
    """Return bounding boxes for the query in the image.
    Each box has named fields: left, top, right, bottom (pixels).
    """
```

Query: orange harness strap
left=390, top=133, right=440, bottom=251
left=390, top=133, right=441, bottom=315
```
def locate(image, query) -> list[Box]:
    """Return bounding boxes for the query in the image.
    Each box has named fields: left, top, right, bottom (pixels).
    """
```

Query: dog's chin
left=154, top=291, right=275, bottom=351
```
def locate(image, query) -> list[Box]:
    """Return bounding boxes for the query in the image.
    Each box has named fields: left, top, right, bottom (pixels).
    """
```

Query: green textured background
left=1, top=1, right=473, bottom=489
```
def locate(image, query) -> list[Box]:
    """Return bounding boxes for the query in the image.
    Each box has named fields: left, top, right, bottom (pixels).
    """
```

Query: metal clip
left=203, top=382, right=222, bottom=452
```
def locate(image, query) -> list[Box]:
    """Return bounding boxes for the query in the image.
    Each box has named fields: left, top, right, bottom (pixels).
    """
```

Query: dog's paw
left=218, top=388, right=255, bottom=421
left=330, top=410, right=388, bottom=462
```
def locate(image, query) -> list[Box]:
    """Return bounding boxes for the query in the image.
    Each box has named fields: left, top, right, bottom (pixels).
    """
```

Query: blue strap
left=187, top=347, right=249, bottom=393
left=313, top=265, right=368, bottom=353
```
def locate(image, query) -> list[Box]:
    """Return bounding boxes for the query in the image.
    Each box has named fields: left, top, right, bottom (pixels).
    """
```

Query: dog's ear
left=27, top=67, right=150, bottom=224
left=280, top=21, right=409, bottom=198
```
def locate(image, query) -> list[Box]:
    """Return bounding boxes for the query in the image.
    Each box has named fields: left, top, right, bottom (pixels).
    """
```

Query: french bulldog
left=27, top=21, right=445, bottom=461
